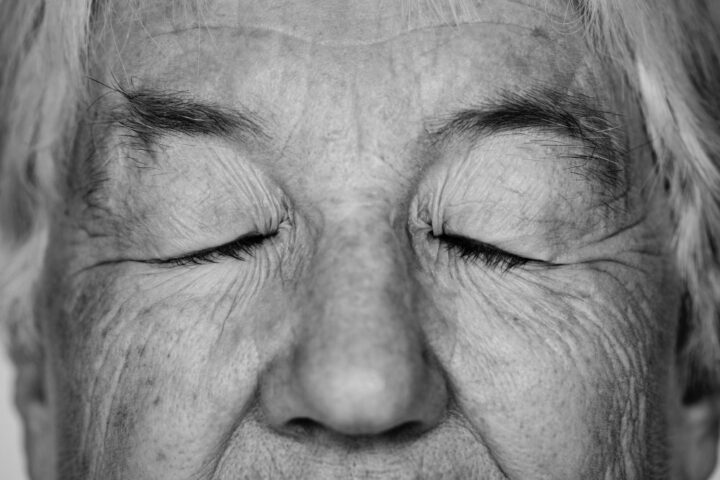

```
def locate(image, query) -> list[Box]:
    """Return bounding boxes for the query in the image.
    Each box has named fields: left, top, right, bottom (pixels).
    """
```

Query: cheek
left=439, top=262, right=679, bottom=478
left=43, top=260, right=284, bottom=478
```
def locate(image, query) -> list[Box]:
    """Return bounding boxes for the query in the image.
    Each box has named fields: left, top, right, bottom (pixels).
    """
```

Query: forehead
left=98, top=0, right=601, bottom=111
left=106, top=0, right=574, bottom=44
left=87, top=0, right=634, bottom=198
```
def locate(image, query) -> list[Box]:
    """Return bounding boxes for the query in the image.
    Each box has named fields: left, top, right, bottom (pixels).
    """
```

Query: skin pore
left=27, top=0, right=698, bottom=478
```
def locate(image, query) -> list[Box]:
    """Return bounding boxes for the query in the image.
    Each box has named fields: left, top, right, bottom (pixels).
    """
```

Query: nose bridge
left=302, top=206, right=420, bottom=359
left=329, top=208, right=407, bottom=295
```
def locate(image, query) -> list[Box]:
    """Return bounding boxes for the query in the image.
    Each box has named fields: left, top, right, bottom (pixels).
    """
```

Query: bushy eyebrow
left=76, top=83, right=269, bottom=204
left=104, top=84, right=268, bottom=146
left=429, top=87, right=627, bottom=192
left=91, top=83, right=626, bottom=196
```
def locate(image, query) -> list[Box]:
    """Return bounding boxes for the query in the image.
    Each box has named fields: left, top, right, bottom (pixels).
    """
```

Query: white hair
left=577, top=0, right=720, bottom=390
left=0, top=0, right=90, bottom=362
left=1, top=0, right=719, bottom=392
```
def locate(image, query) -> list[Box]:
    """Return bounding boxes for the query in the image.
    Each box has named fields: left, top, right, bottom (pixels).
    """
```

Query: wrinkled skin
left=22, top=0, right=719, bottom=479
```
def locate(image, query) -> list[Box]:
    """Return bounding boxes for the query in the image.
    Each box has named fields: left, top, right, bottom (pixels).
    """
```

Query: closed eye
left=149, top=233, right=272, bottom=267
left=437, top=233, right=540, bottom=271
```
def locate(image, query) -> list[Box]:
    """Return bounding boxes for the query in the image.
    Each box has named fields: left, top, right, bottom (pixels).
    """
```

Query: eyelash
left=437, top=233, right=532, bottom=271
left=156, top=233, right=269, bottom=267
left=154, top=231, right=531, bottom=271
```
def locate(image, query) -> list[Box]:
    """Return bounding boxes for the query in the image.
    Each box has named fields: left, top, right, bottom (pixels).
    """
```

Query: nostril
left=284, top=417, right=323, bottom=437
left=282, top=416, right=428, bottom=442
left=382, top=420, right=426, bottom=441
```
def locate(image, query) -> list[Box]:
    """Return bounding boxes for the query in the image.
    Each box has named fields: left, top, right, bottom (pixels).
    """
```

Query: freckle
left=508, top=53, right=531, bottom=76
left=145, top=378, right=155, bottom=387
left=156, top=450, right=167, bottom=462
left=153, top=396, right=161, bottom=406
left=77, top=452, right=90, bottom=475
left=531, top=27, right=550, bottom=40
left=112, top=404, right=130, bottom=429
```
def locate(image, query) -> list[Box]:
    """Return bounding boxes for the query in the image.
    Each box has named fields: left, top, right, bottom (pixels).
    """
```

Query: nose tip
left=262, top=346, right=447, bottom=438
left=307, top=367, right=401, bottom=434
left=294, top=358, right=445, bottom=436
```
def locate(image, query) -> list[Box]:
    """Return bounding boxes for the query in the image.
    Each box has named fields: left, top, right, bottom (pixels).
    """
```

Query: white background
left=1, top=354, right=24, bottom=480
left=1, top=354, right=720, bottom=479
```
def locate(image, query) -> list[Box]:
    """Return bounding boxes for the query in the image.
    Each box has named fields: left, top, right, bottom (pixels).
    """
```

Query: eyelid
left=148, top=233, right=269, bottom=267
left=437, top=233, right=545, bottom=271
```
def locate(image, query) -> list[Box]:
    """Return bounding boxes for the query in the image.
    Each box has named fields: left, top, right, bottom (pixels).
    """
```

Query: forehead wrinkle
left=402, top=0, right=567, bottom=24
left=140, top=22, right=547, bottom=54
left=101, top=0, right=575, bottom=47
left=96, top=0, right=216, bottom=27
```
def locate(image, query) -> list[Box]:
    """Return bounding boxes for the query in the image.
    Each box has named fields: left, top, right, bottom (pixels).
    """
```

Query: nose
left=259, top=220, right=448, bottom=438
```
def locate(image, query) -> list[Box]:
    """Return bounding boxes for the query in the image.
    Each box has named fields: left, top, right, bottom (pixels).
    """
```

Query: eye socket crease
left=146, top=232, right=273, bottom=267
left=434, top=232, right=554, bottom=272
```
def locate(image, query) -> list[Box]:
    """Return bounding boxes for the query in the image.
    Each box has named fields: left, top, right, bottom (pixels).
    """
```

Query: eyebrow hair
left=430, top=87, right=627, bottom=192
left=92, top=83, right=625, bottom=197
left=103, top=83, right=268, bottom=146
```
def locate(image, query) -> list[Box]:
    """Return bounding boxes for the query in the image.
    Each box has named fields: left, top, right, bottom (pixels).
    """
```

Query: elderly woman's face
left=33, top=0, right=696, bottom=478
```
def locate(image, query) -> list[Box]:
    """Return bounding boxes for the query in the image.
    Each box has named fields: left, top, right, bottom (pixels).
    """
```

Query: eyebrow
left=104, top=84, right=268, bottom=146
left=430, top=87, right=627, bottom=192
left=97, top=83, right=625, bottom=194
